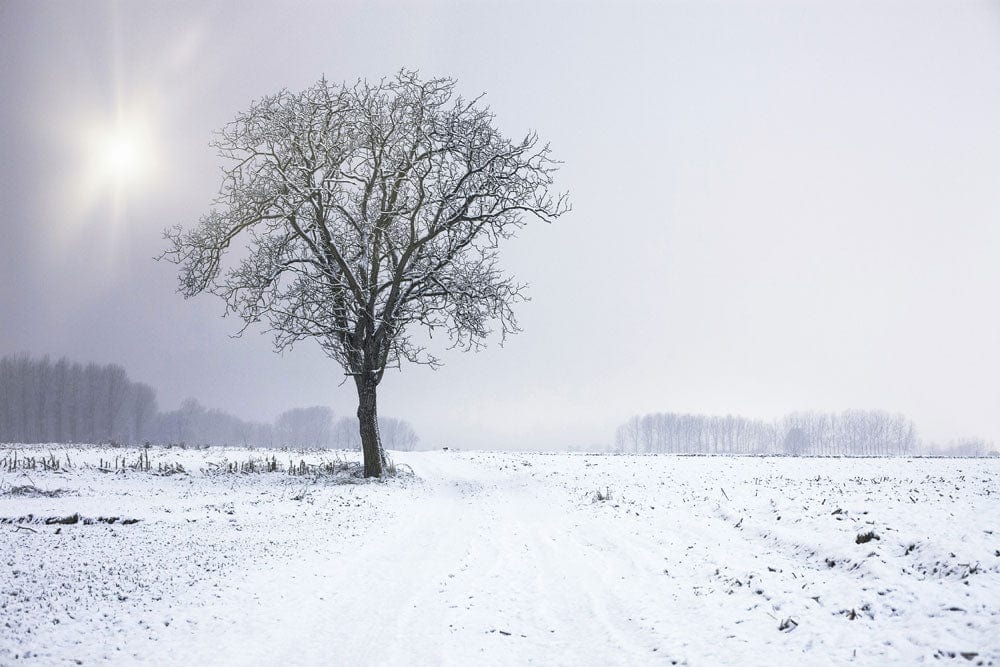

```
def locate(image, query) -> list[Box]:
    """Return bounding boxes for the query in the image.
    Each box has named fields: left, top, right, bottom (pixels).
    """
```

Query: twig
left=14, top=525, right=37, bottom=533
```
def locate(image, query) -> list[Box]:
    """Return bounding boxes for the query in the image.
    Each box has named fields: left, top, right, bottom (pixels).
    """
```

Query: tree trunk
left=355, top=376, right=385, bottom=478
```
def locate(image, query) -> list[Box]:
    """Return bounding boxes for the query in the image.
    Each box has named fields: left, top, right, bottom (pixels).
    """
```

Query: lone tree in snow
left=162, top=71, right=568, bottom=477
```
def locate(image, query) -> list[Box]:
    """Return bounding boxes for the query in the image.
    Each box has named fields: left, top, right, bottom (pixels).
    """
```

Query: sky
left=1, top=0, right=999, bottom=450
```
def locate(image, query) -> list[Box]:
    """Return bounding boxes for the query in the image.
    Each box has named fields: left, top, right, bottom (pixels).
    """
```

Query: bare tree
left=276, top=406, right=334, bottom=448
left=379, top=417, right=420, bottom=451
left=162, top=71, right=568, bottom=476
left=331, top=416, right=360, bottom=449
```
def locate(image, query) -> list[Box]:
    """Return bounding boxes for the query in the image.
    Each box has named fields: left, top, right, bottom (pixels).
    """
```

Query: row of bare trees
left=923, top=438, right=997, bottom=457
left=0, top=354, right=157, bottom=445
left=614, top=410, right=919, bottom=456
left=0, top=354, right=420, bottom=449
left=157, top=400, right=420, bottom=449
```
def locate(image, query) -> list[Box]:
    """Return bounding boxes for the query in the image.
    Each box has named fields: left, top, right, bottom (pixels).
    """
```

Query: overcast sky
left=1, top=0, right=998, bottom=449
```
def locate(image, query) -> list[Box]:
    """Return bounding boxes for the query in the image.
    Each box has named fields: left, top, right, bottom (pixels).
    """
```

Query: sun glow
left=106, top=135, right=138, bottom=175
left=66, top=111, right=161, bottom=236
left=51, top=0, right=166, bottom=251
left=93, top=120, right=153, bottom=186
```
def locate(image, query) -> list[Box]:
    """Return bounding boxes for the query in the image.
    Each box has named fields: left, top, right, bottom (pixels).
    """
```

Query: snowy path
left=163, top=454, right=680, bottom=665
left=3, top=448, right=998, bottom=664
left=150, top=452, right=1000, bottom=665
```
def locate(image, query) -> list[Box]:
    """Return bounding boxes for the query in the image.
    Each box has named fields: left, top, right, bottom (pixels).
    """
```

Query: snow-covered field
left=1, top=446, right=997, bottom=665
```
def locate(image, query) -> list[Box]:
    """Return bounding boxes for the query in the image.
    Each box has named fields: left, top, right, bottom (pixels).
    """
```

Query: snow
left=2, top=446, right=998, bottom=665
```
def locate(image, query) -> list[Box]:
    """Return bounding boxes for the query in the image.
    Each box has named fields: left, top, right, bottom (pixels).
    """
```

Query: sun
left=65, top=111, right=161, bottom=235
left=106, top=135, right=138, bottom=176
left=99, top=124, right=150, bottom=185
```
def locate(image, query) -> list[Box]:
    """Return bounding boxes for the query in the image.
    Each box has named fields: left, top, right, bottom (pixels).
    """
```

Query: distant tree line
left=922, top=438, right=998, bottom=457
left=0, top=354, right=157, bottom=445
left=0, top=354, right=420, bottom=449
left=614, top=410, right=919, bottom=456
left=157, top=400, right=420, bottom=450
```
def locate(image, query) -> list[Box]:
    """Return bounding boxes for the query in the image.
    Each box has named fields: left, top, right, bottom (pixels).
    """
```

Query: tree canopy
left=163, top=71, right=568, bottom=475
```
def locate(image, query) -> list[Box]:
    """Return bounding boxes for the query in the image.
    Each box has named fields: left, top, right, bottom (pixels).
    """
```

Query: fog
left=2, top=0, right=999, bottom=450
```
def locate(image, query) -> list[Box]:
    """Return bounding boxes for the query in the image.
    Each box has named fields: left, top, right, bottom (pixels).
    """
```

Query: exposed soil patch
left=2, top=513, right=140, bottom=525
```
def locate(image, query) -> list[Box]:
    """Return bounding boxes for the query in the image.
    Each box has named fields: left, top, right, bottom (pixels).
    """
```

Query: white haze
left=1, top=1, right=998, bottom=450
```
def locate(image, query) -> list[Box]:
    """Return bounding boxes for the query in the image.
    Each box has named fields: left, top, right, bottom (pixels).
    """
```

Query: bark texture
left=356, top=378, right=384, bottom=478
